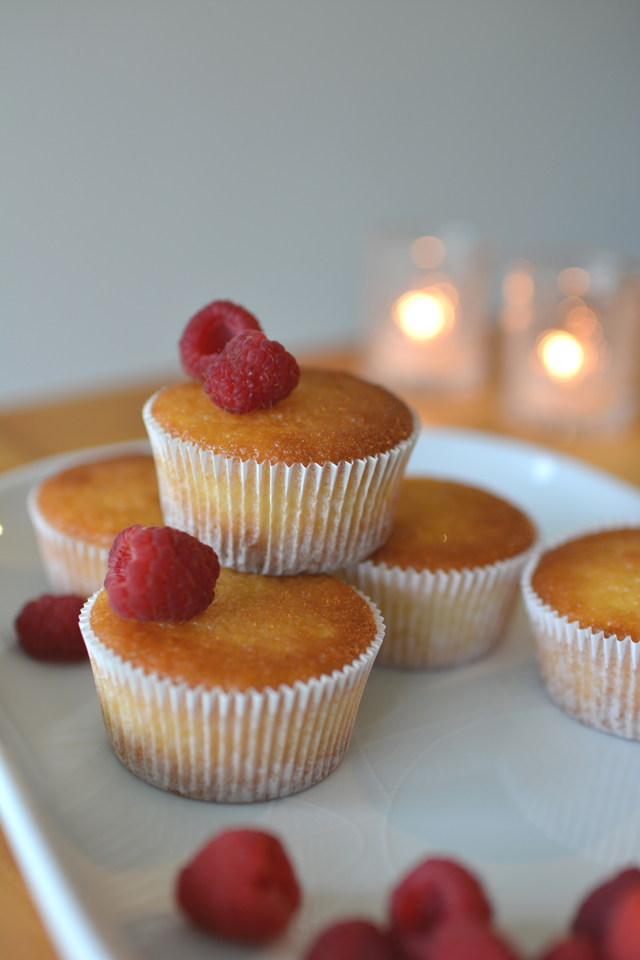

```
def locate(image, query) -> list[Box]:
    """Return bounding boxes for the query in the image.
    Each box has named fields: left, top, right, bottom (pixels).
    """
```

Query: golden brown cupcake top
left=90, top=567, right=377, bottom=691
left=531, top=528, right=640, bottom=642
left=149, top=367, right=415, bottom=466
left=368, top=477, right=536, bottom=572
left=36, top=455, right=163, bottom=547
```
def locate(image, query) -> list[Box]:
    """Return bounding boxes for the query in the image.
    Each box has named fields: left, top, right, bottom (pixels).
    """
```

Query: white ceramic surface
left=2, top=430, right=640, bottom=960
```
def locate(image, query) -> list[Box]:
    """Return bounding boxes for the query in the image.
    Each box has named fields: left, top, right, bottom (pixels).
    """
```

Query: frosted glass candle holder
left=361, top=221, right=493, bottom=393
left=500, top=245, right=640, bottom=435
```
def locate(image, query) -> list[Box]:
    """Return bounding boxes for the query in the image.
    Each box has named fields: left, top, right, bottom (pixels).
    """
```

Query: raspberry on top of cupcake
left=169, top=297, right=413, bottom=464
left=81, top=523, right=384, bottom=801
left=143, top=299, right=418, bottom=575
left=179, top=299, right=300, bottom=414
left=99, top=524, right=376, bottom=690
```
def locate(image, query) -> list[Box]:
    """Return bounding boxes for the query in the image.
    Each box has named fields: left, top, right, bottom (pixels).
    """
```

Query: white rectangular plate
left=2, top=428, right=640, bottom=960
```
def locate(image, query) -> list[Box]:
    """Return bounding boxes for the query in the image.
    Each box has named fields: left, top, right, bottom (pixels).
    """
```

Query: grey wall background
left=2, top=0, right=639, bottom=408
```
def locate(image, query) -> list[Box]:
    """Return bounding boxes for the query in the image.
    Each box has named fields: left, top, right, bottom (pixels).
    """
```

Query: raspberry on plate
left=305, top=920, right=400, bottom=960
left=15, top=594, right=87, bottom=661
left=539, top=934, right=601, bottom=960
left=573, top=867, right=640, bottom=947
left=176, top=829, right=301, bottom=943
left=179, top=299, right=261, bottom=380
left=389, top=857, right=492, bottom=950
left=204, top=330, right=300, bottom=413
left=104, top=524, right=220, bottom=621
left=410, top=916, right=520, bottom=960
left=602, top=886, right=640, bottom=960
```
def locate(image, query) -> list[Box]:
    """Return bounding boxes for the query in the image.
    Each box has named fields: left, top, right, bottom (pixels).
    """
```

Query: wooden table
left=1, top=347, right=640, bottom=959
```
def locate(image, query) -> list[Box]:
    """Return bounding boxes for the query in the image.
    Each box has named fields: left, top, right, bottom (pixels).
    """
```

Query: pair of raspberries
left=179, top=299, right=300, bottom=413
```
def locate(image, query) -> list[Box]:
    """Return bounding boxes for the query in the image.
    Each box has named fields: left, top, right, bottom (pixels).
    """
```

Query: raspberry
left=176, top=829, right=301, bottom=944
left=104, top=525, right=220, bottom=621
left=408, top=917, right=520, bottom=960
left=573, top=868, right=640, bottom=947
left=204, top=330, right=300, bottom=413
left=602, top=886, right=640, bottom=960
left=389, top=857, right=492, bottom=953
left=305, top=920, right=400, bottom=960
left=179, top=299, right=261, bottom=380
left=15, top=594, right=87, bottom=661
left=539, top=934, right=601, bottom=960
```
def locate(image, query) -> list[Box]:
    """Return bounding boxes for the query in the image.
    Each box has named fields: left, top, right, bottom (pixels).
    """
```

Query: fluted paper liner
left=27, top=441, right=153, bottom=597
left=143, top=394, right=420, bottom=576
left=28, top=498, right=108, bottom=596
left=522, top=523, right=640, bottom=741
left=343, top=547, right=533, bottom=669
left=79, top=592, right=384, bottom=802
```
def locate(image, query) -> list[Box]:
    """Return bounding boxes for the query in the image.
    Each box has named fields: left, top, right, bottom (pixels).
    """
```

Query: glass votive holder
left=360, top=220, right=493, bottom=393
left=500, top=245, right=640, bottom=435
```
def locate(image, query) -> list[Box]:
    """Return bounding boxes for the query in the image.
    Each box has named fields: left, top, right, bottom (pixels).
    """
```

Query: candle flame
left=393, top=287, right=455, bottom=341
left=538, top=330, right=584, bottom=381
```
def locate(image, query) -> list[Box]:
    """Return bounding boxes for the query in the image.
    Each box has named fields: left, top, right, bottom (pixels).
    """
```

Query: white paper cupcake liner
left=27, top=441, right=153, bottom=597
left=27, top=498, right=108, bottom=596
left=342, top=547, right=533, bottom=669
left=521, top=522, right=640, bottom=740
left=79, top=591, right=384, bottom=802
left=143, top=394, right=420, bottom=575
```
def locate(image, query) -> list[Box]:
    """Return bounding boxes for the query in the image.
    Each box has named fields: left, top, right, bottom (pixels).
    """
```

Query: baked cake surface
left=90, top=567, right=377, bottom=690
left=531, top=528, right=640, bottom=641
left=150, top=367, right=415, bottom=466
left=369, top=477, right=536, bottom=572
left=36, top=454, right=163, bottom=547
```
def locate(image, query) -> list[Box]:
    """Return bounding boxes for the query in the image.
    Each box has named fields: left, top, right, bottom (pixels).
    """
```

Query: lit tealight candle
left=393, top=284, right=457, bottom=342
left=500, top=246, right=639, bottom=434
left=362, top=223, right=491, bottom=393
left=536, top=330, right=585, bottom=382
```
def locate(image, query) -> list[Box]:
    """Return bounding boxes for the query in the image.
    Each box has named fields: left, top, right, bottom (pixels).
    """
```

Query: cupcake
left=522, top=525, right=640, bottom=740
left=342, top=477, right=537, bottom=668
left=144, top=367, right=418, bottom=576
left=80, top=526, right=384, bottom=802
left=28, top=447, right=163, bottom=596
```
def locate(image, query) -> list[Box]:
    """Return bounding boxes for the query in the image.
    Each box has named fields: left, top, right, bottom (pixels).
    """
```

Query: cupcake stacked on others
left=77, top=301, right=417, bottom=801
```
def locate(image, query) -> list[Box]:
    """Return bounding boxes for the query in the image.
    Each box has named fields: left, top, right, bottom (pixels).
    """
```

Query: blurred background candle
left=361, top=221, right=493, bottom=394
left=500, top=245, right=640, bottom=435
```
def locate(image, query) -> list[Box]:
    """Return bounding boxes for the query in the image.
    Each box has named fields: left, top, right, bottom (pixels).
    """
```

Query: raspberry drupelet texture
left=104, top=525, right=220, bottom=622
left=176, top=829, right=301, bottom=944
left=204, top=330, right=300, bottom=413
left=15, top=594, right=87, bottom=661
left=179, top=299, right=262, bottom=380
